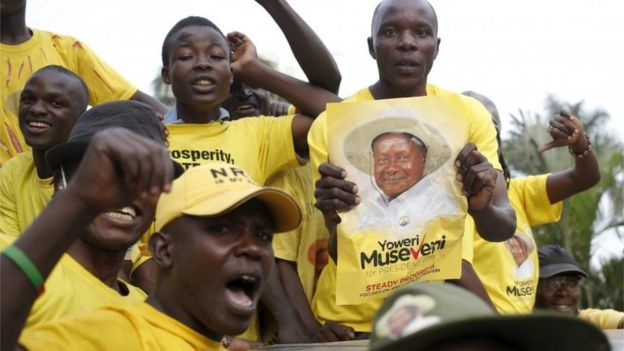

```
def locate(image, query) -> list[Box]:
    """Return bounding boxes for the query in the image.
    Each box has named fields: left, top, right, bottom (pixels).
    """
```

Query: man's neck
left=176, top=103, right=224, bottom=124
left=369, top=80, right=428, bottom=100
left=32, top=148, right=54, bottom=179
left=0, top=8, right=31, bottom=45
left=67, top=238, right=126, bottom=291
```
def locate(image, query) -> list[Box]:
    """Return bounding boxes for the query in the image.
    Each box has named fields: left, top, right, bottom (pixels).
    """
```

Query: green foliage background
left=503, top=96, right=623, bottom=310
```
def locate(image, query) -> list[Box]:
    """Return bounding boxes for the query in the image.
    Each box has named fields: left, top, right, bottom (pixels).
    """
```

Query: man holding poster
left=307, top=0, right=516, bottom=340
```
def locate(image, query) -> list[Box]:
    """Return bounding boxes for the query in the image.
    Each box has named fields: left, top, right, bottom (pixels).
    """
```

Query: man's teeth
left=104, top=212, right=134, bottom=221
left=119, top=206, right=137, bottom=218
left=240, top=274, right=256, bottom=283
left=28, top=121, right=50, bottom=128
left=104, top=206, right=137, bottom=221
left=194, top=80, right=213, bottom=86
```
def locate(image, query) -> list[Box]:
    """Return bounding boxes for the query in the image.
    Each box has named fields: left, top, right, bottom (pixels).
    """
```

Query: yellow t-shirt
left=0, top=234, right=146, bottom=329
left=19, top=302, right=225, bottom=351
left=0, top=29, right=137, bottom=165
left=269, top=163, right=330, bottom=301
left=579, top=308, right=624, bottom=329
left=164, top=116, right=299, bottom=343
left=166, top=116, right=299, bottom=185
left=0, top=152, right=53, bottom=236
left=466, top=175, right=562, bottom=314
left=308, top=85, right=502, bottom=332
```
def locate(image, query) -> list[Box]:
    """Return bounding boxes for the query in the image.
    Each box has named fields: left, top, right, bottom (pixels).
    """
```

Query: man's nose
left=193, top=54, right=213, bottom=70
left=29, top=99, right=47, bottom=115
left=397, top=32, right=418, bottom=51
left=233, top=231, right=265, bottom=260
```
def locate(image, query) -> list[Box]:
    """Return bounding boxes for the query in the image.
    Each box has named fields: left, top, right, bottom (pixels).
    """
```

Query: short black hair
left=161, top=16, right=227, bottom=67
left=31, top=65, right=89, bottom=107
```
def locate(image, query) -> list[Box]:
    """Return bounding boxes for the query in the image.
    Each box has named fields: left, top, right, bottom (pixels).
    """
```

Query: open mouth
left=26, top=120, right=51, bottom=132
left=224, top=273, right=261, bottom=310
left=103, top=206, right=139, bottom=222
left=192, top=78, right=216, bottom=92
left=235, top=103, right=258, bottom=115
left=552, top=304, right=576, bottom=313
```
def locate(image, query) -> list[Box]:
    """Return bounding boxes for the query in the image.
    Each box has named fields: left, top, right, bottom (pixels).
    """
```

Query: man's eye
left=256, top=230, right=273, bottom=242
left=51, top=100, right=64, bottom=108
left=20, top=96, right=34, bottom=104
left=208, top=224, right=231, bottom=234
left=178, top=55, right=192, bottom=61
left=415, top=29, right=430, bottom=37
left=383, top=28, right=397, bottom=36
left=210, top=55, right=225, bottom=61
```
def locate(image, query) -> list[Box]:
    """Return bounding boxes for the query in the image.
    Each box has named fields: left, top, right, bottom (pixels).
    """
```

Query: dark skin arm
left=311, top=320, right=356, bottom=342
left=456, top=144, right=516, bottom=242
left=255, top=0, right=341, bottom=94
left=447, top=260, right=496, bottom=309
left=276, top=259, right=321, bottom=336
left=229, top=32, right=341, bottom=119
left=538, top=110, right=600, bottom=203
left=1, top=129, right=173, bottom=351
left=229, top=32, right=340, bottom=158
left=258, top=264, right=309, bottom=343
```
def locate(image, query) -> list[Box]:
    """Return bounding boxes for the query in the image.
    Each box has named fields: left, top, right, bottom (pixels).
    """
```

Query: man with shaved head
left=307, top=0, right=516, bottom=340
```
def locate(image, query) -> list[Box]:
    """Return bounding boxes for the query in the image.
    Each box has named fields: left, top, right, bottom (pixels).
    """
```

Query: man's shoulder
left=27, top=29, right=83, bottom=50
left=0, top=152, right=34, bottom=175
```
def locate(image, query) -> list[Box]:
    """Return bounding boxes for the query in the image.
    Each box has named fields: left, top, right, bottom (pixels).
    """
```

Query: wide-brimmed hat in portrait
left=343, top=116, right=452, bottom=177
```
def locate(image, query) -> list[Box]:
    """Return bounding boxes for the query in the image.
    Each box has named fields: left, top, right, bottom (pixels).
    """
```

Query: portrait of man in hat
left=342, top=116, right=458, bottom=230
left=371, top=131, right=428, bottom=201
left=505, top=230, right=535, bottom=279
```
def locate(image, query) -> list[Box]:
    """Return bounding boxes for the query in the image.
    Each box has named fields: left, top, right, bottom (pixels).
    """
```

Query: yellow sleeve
left=308, top=111, right=329, bottom=182
left=54, top=33, right=137, bottom=104
left=461, top=215, right=476, bottom=263
left=463, top=96, right=502, bottom=170
left=0, top=160, right=19, bottom=236
left=579, top=308, right=624, bottom=329
left=509, top=175, right=563, bottom=226
left=265, top=170, right=302, bottom=262
left=20, top=309, right=141, bottom=351
left=257, top=116, right=300, bottom=182
left=272, top=228, right=300, bottom=262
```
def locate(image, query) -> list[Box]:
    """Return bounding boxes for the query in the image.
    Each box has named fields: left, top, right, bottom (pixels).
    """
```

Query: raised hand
left=311, top=321, right=356, bottom=342
left=455, top=143, right=497, bottom=212
left=538, top=110, right=589, bottom=154
left=227, top=31, right=258, bottom=80
left=65, top=128, right=174, bottom=213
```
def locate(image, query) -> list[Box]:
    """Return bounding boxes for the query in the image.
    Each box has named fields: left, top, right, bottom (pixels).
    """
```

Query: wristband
left=2, top=245, right=45, bottom=296
left=568, top=133, right=592, bottom=158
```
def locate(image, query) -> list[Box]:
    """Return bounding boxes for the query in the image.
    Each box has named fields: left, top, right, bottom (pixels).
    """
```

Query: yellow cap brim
left=177, top=187, right=301, bottom=233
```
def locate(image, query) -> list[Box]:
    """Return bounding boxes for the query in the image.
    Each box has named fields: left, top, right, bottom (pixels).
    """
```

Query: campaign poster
left=327, top=95, right=470, bottom=305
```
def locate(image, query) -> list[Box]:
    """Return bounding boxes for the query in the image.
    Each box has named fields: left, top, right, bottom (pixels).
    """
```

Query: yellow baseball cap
left=155, top=162, right=302, bottom=233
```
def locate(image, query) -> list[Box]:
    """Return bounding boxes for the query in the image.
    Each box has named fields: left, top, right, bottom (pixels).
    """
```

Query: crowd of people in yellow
left=0, top=0, right=621, bottom=350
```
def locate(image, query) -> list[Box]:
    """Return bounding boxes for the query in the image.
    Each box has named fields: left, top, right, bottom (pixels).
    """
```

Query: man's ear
left=149, top=231, right=173, bottom=268
left=367, top=37, right=376, bottom=60
left=161, top=66, right=171, bottom=85
left=433, top=37, right=441, bottom=60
